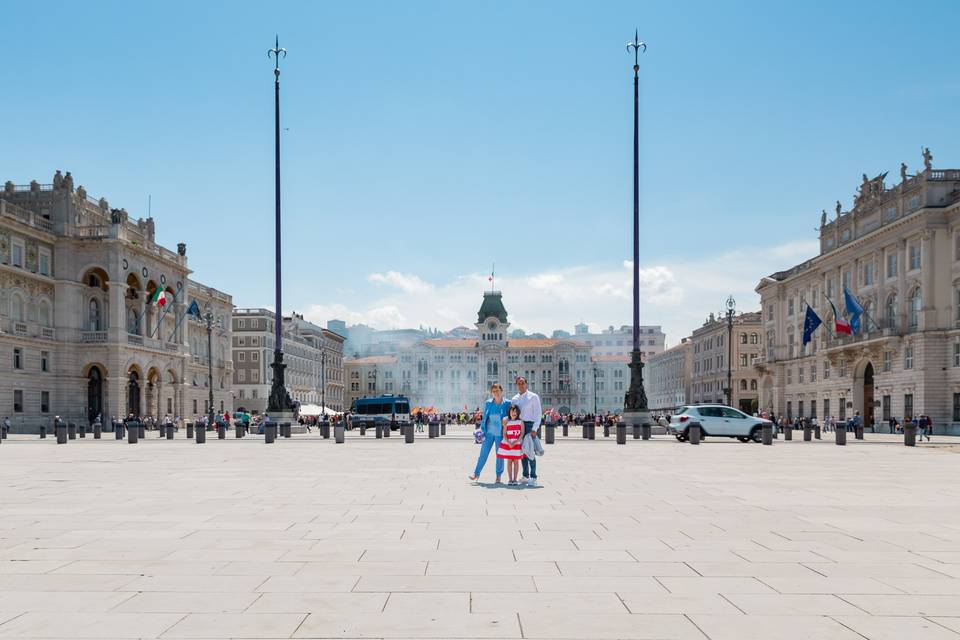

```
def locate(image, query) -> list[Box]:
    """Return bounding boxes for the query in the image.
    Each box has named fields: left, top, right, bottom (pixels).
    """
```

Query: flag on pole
left=802, top=305, right=822, bottom=345
left=150, top=287, right=172, bottom=308
left=844, top=287, right=865, bottom=335
left=828, top=297, right=852, bottom=335
left=187, top=300, right=201, bottom=319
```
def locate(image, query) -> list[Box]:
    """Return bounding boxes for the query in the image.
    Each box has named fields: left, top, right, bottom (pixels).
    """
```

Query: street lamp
left=321, top=350, right=326, bottom=417
left=203, top=308, right=221, bottom=429
left=593, top=366, right=598, bottom=415
left=622, top=30, right=651, bottom=439
left=724, top=295, right=736, bottom=407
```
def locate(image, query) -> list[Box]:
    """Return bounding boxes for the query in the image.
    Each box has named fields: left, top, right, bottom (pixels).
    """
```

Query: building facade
left=646, top=338, right=693, bottom=412
left=0, top=171, right=233, bottom=431
left=571, top=323, right=666, bottom=359
left=690, top=311, right=763, bottom=413
left=755, top=155, right=960, bottom=434
left=345, top=291, right=594, bottom=412
left=231, top=309, right=345, bottom=414
left=588, top=355, right=630, bottom=414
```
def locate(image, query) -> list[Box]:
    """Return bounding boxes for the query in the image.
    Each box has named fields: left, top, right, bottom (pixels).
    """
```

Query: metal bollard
left=545, top=424, right=555, bottom=444
left=384, top=423, right=391, bottom=438
left=217, top=423, right=226, bottom=440
left=264, top=423, right=276, bottom=444
left=441, top=423, right=446, bottom=436
left=235, top=423, right=243, bottom=438
left=79, top=424, right=86, bottom=438
left=904, top=425, right=917, bottom=447
left=360, top=424, right=366, bottom=436
left=56, top=423, right=67, bottom=444
left=138, top=424, right=145, bottom=439
left=642, top=424, right=652, bottom=440
left=689, top=422, right=701, bottom=445
left=587, top=424, right=595, bottom=440
left=761, top=423, right=773, bottom=445
left=321, top=423, right=330, bottom=439
left=405, top=422, right=414, bottom=443
left=582, top=424, right=589, bottom=439
left=283, top=423, right=291, bottom=438
left=166, top=424, right=174, bottom=440
left=563, top=423, right=569, bottom=437
left=375, top=423, right=382, bottom=439
left=616, top=421, right=626, bottom=444
left=68, top=422, right=77, bottom=440
left=196, top=423, right=206, bottom=444
left=93, top=422, right=102, bottom=439
left=803, top=427, right=812, bottom=442
left=127, top=422, right=139, bottom=444
left=815, top=425, right=821, bottom=440
left=115, top=422, right=124, bottom=440
left=40, top=425, right=47, bottom=439
left=633, top=424, right=641, bottom=439
left=835, top=427, right=846, bottom=445
left=604, top=424, right=610, bottom=438
left=784, top=427, right=792, bottom=441
left=855, top=425, right=864, bottom=440
left=186, top=423, right=194, bottom=439
left=334, top=424, right=345, bottom=443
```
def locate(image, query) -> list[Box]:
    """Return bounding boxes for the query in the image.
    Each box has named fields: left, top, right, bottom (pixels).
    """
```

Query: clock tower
left=476, top=290, right=509, bottom=345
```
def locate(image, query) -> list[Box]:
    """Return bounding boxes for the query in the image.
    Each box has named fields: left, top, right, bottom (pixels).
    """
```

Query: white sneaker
left=519, top=478, right=529, bottom=484
left=527, top=479, right=538, bottom=488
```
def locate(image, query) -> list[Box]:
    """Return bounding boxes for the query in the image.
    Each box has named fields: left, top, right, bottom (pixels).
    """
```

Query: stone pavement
left=1, top=428, right=960, bottom=639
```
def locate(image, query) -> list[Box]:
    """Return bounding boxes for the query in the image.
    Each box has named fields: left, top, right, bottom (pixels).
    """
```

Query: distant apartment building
left=690, top=311, right=763, bottom=412
left=646, top=338, right=693, bottom=412
left=571, top=323, right=666, bottom=358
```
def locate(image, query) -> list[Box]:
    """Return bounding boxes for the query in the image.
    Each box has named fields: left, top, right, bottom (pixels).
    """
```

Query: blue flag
left=802, top=305, right=822, bottom=345
left=187, top=300, right=202, bottom=319
left=844, top=287, right=864, bottom=335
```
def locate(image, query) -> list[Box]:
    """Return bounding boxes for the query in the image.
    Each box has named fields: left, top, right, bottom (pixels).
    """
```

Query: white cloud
left=303, top=241, right=819, bottom=346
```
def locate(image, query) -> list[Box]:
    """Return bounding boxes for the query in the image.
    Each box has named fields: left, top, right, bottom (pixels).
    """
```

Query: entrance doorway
left=863, top=362, right=875, bottom=429
left=739, top=399, right=753, bottom=414
left=127, top=370, right=141, bottom=417
left=87, top=367, right=103, bottom=424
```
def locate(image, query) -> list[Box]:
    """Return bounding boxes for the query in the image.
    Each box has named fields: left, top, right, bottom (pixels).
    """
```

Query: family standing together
left=469, top=376, right=543, bottom=487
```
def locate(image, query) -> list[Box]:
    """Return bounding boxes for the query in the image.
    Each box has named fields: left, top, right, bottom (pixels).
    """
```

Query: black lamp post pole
left=206, top=312, right=214, bottom=428
left=593, top=367, right=598, bottom=416
left=321, top=351, right=326, bottom=416
left=725, top=295, right=735, bottom=407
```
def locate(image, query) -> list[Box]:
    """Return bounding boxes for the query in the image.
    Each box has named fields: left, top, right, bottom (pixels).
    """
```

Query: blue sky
left=4, top=1, right=959, bottom=344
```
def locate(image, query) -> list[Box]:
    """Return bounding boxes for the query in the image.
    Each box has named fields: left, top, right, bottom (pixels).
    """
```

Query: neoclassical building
left=690, top=311, right=763, bottom=412
left=755, top=153, right=960, bottom=434
left=0, top=171, right=233, bottom=431
left=646, top=338, right=693, bottom=412
left=345, top=291, right=594, bottom=412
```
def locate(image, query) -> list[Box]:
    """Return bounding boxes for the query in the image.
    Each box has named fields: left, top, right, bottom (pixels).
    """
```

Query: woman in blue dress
left=469, top=382, right=511, bottom=483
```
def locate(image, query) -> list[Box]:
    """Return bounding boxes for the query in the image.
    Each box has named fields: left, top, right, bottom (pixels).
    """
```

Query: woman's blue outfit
left=473, top=399, right=510, bottom=478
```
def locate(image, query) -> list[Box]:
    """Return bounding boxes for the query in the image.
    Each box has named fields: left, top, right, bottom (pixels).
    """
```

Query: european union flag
left=802, top=305, right=822, bottom=345
left=187, top=300, right=202, bottom=319
left=844, top=287, right=865, bottom=335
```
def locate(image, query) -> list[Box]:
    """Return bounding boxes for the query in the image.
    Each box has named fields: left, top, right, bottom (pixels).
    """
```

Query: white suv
left=668, top=405, right=772, bottom=443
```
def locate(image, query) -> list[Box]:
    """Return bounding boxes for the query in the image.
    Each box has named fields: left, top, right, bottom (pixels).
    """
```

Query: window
left=41, top=351, right=49, bottom=372
left=826, top=278, right=834, bottom=299
left=954, top=394, right=960, bottom=422
left=798, top=400, right=804, bottom=418
left=839, top=398, right=846, bottom=421
left=956, top=288, right=960, bottom=322
left=10, top=293, right=24, bottom=322
left=863, top=261, right=874, bottom=286
left=238, top=352, right=245, bottom=362
left=767, top=304, right=774, bottom=321
left=955, top=342, right=960, bottom=368
left=787, top=368, right=792, bottom=385
left=883, top=395, right=892, bottom=422
left=14, top=390, right=23, bottom=412
left=842, top=270, right=851, bottom=291
left=740, top=333, right=748, bottom=344
left=750, top=333, right=758, bottom=344
left=788, top=299, right=795, bottom=316
left=887, top=252, right=897, bottom=278
left=811, top=400, right=817, bottom=418
left=798, top=366, right=804, bottom=384
left=810, top=364, right=816, bottom=383
left=904, top=393, right=914, bottom=419
left=750, top=379, right=757, bottom=391
left=739, top=354, right=747, bottom=367
left=238, top=369, right=245, bottom=382
left=823, top=398, right=830, bottom=418
left=824, top=360, right=830, bottom=379
left=252, top=351, right=258, bottom=361
left=839, top=359, right=846, bottom=377
left=904, top=345, right=914, bottom=369
left=883, top=350, right=891, bottom=372
left=786, top=401, right=793, bottom=420
left=41, top=391, right=50, bottom=413
left=909, top=289, right=921, bottom=328
left=787, top=329, right=795, bottom=358
left=13, top=348, right=23, bottom=369
left=11, top=241, right=24, bottom=267
left=739, top=379, right=747, bottom=391
left=251, top=370, right=258, bottom=382
left=909, top=243, right=921, bottom=270
left=885, top=294, right=898, bottom=329
left=38, top=249, right=51, bottom=276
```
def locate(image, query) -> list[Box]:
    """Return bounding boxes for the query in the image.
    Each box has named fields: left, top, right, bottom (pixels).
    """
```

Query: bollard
left=383, top=423, right=391, bottom=438
left=689, top=422, right=701, bottom=445
left=334, top=424, right=345, bottom=443
left=616, top=422, right=626, bottom=445
left=235, top=423, right=243, bottom=438
left=405, top=422, right=414, bottom=443
left=56, top=423, right=67, bottom=444
left=40, top=425, right=47, bottom=439
left=283, top=423, right=292, bottom=438
left=815, top=425, right=821, bottom=440
left=835, top=427, right=846, bottom=445
left=196, top=423, right=206, bottom=444
left=784, top=427, right=792, bottom=441
left=375, top=423, right=382, bottom=439
left=587, top=424, right=595, bottom=440
left=803, top=426, right=812, bottom=442
left=79, top=424, right=86, bottom=438
left=138, top=424, right=145, bottom=439
left=127, top=422, right=139, bottom=444
left=904, top=425, right=917, bottom=447
left=321, top=423, right=330, bottom=439
left=360, top=424, right=366, bottom=436
left=563, top=423, right=569, bottom=437
left=428, top=423, right=437, bottom=439
left=115, top=423, right=124, bottom=440
left=441, top=423, right=446, bottom=436
left=642, top=424, right=651, bottom=441
left=264, top=423, right=276, bottom=444
left=855, top=425, right=864, bottom=440
left=68, top=422, right=77, bottom=440
left=545, top=424, right=555, bottom=444
left=604, top=424, right=610, bottom=438
left=582, top=424, right=589, bottom=439
left=186, top=423, right=194, bottom=439
left=94, top=422, right=102, bottom=439
left=217, top=423, right=226, bottom=440
left=633, top=424, right=641, bottom=439
left=166, top=424, right=174, bottom=440
left=761, top=423, right=773, bottom=445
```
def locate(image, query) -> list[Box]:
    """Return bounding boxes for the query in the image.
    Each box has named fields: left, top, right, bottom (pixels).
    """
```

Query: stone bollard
left=138, top=424, right=145, bottom=439
left=784, top=427, right=792, bottom=441
left=761, top=423, right=773, bottom=445
left=563, top=423, right=569, bottom=437
left=815, top=424, right=822, bottom=440
left=441, top=423, right=446, bottom=436
left=642, top=424, right=652, bottom=441
left=855, top=425, right=864, bottom=440
left=115, top=422, right=124, bottom=440
left=40, top=425, right=47, bottom=439
left=604, top=424, right=610, bottom=438
left=633, top=424, right=641, bottom=439
left=689, top=422, right=701, bottom=445
left=582, top=424, right=589, bottom=439
left=405, top=422, right=414, bottom=443
left=217, top=423, right=226, bottom=440
left=587, top=424, right=596, bottom=440
left=79, top=424, right=86, bottom=438
left=616, top=421, right=626, bottom=445
left=428, top=423, right=437, bottom=439
left=186, top=423, right=194, bottom=439
left=127, top=422, right=139, bottom=444
left=360, top=424, right=366, bottom=436
left=835, top=427, right=846, bottom=445
left=321, top=423, right=330, bottom=439
left=166, top=424, right=174, bottom=440
left=196, top=423, right=206, bottom=444
left=904, top=425, right=917, bottom=447
left=93, top=422, right=102, bottom=439
left=375, top=423, right=382, bottom=439
left=56, top=422, right=67, bottom=444
left=68, top=422, right=77, bottom=440
left=264, top=423, right=276, bottom=444
left=545, top=424, right=555, bottom=444
left=803, top=426, right=812, bottom=442
left=235, top=423, right=243, bottom=438
left=284, top=423, right=292, bottom=438
left=334, top=424, right=345, bottom=443
left=383, top=423, right=391, bottom=438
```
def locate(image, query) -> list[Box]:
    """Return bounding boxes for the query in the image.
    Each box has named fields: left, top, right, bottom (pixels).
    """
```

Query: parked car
left=668, top=405, right=773, bottom=442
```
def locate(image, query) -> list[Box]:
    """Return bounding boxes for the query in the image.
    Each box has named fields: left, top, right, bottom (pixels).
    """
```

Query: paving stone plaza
left=2, top=429, right=960, bottom=639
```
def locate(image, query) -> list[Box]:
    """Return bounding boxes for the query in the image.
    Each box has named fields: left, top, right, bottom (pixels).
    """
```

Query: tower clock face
left=488, top=321, right=497, bottom=330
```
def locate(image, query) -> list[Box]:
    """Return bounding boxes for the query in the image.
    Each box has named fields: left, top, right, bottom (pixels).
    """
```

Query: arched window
left=127, top=307, right=140, bottom=335
left=750, top=332, right=759, bottom=344
left=88, top=298, right=102, bottom=331
left=885, top=293, right=898, bottom=329
left=909, top=288, right=922, bottom=328
left=38, top=300, right=51, bottom=327
left=486, top=359, right=498, bottom=376
left=787, top=328, right=795, bottom=358
left=10, top=293, right=24, bottom=322
left=739, top=379, right=747, bottom=391
left=740, top=333, right=748, bottom=344
left=750, top=379, right=758, bottom=391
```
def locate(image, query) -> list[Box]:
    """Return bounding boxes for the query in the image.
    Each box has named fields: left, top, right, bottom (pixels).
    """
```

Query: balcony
left=0, top=199, right=54, bottom=234
left=13, top=322, right=27, bottom=336
left=81, top=331, right=108, bottom=343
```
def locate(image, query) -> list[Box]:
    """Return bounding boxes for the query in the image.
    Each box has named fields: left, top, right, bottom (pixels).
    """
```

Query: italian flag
left=150, top=288, right=172, bottom=308
left=829, top=298, right=852, bottom=335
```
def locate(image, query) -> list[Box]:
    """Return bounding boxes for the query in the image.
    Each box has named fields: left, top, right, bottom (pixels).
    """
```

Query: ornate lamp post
left=622, top=31, right=651, bottom=441
left=203, top=308, right=220, bottom=429
left=267, top=37, right=294, bottom=418
left=321, top=350, right=326, bottom=417
left=724, top=295, right=736, bottom=407
left=593, top=366, right=598, bottom=416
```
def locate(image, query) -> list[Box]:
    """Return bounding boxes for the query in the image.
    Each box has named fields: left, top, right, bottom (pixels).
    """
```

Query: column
left=897, top=238, right=907, bottom=330
left=921, top=229, right=935, bottom=329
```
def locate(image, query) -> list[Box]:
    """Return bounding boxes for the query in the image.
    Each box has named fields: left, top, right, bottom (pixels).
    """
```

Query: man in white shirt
left=511, top=376, right=542, bottom=486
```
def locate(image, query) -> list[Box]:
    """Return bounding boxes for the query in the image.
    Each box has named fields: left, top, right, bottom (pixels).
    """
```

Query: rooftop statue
left=821, top=210, right=827, bottom=228
left=835, top=200, right=842, bottom=219
left=901, top=162, right=908, bottom=182
left=922, top=147, right=933, bottom=171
